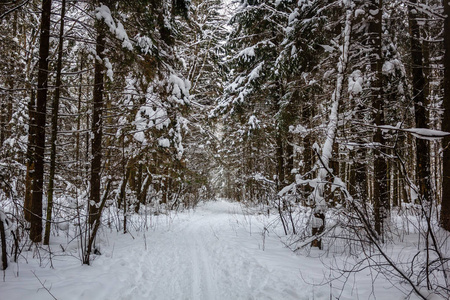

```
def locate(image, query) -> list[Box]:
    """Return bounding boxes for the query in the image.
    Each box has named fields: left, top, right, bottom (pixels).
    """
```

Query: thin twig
left=31, top=270, right=58, bottom=300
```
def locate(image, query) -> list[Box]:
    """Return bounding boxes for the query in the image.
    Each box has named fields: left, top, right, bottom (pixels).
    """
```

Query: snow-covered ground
left=1, top=200, right=428, bottom=299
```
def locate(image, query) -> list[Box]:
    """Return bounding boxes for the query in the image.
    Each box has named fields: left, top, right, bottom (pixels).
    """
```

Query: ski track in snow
left=1, top=200, right=424, bottom=300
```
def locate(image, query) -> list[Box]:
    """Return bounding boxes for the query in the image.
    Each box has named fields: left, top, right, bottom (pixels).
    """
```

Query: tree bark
left=29, top=0, right=52, bottom=243
left=0, top=216, right=7, bottom=270
left=408, top=1, right=433, bottom=208
left=44, top=0, right=65, bottom=246
left=24, top=89, right=35, bottom=223
left=88, top=18, right=105, bottom=226
left=369, top=0, right=388, bottom=239
left=441, top=0, right=450, bottom=231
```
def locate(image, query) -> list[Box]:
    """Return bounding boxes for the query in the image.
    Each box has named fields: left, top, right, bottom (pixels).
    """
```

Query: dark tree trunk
left=354, top=99, right=368, bottom=201
left=408, top=1, right=433, bottom=207
left=276, top=131, right=284, bottom=187
left=301, top=103, right=312, bottom=175
left=441, top=0, right=450, bottom=231
left=84, top=180, right=111, bottom=265
left=44, top=0, right=65, bottom=246
left=285, top=136, right=294, bottom=183
left=88, top=20, right=105, bottom=226
left=369, top=0, right=388, bottom=239
left=30, top=0, right=52, bottom=243
left=24, top=90, right=36, bottom=223
left=0, top=217, right=7, bottom=270
left=0, top=94, right=6, bottom=146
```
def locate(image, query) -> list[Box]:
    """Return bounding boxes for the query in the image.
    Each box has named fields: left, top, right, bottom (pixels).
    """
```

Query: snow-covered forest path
left=1, top=200, right=418, bottom=300
left=129, top=200, right=311, bottom=300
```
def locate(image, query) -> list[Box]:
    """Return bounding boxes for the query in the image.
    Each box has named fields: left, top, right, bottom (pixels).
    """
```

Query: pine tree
left=29, top=0, right=52, bottom=243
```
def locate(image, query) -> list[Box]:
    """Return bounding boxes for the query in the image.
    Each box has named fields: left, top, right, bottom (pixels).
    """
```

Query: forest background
left=1, top=0, right=450, bottom=298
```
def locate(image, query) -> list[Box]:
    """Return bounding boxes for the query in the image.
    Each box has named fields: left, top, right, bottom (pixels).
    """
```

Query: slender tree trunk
left=84, top=180, right=111, bottom=265
left=44, top=0, right=65, bottom=246
left=29, top=0, right=52, bottom=243
left=441, top=0, right=450, bottom=231
left=285, top=136, right=294, bottom=183
left=137, top=173, right=152, bottom=213
left=75, top=53, right=83, bottom=191
left=354, top=99, right=368, bottom=202
left=88, top=18, right=106, bottom=226
left=24, top=90, right=35, bottom=222
left=311, top=5, right=353, bottom=248
left=0, top=216, right=7, bottom=270
left=0, top=95, right=6, bottom=146
left=276, top=131, right=284, bottom=187
left=301, top=102, right=312, bottom=175
left=134, top=163, right=143, bottom=213
left=369, top=0, right=388, bottom=239
left=408, top=1, right=433, bottom=209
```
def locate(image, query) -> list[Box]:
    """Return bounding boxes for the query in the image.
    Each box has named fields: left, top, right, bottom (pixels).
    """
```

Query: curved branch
left=0, top=0, right=31, bottom=20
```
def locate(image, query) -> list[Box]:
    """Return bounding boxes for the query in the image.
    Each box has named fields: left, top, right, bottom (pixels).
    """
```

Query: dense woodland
left=1, top=0, right=450, bottom=298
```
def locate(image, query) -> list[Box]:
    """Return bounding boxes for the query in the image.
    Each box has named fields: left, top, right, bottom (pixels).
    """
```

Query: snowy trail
left=122, top=201, right=307, bottom=300
left=1, top=200, right=420, bottom=300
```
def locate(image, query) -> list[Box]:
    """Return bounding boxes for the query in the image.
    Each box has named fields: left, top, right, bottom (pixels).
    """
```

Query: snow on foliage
left=248, top=115, right=260, bottom=130
left=132, top=73, right=190, bottom=159
left=405, top=128, right=450, bottom=140
left=135, top=34, right=154, bottom=54
left=382, top=59, right=403, bottom=75
left=172, top=116, right=187, bottom=160
left=289, top=124, right=308, bottom=137
left=95, top=5, right=133, bottom=51
left=248, top=62, right=264, bottom=81
left=104, top=57, right=114, bottom=81
left=348, top=70, right=363, bottom=94
left=377, top=125, right=450, bottom=140
left=168, top=74, right=191, bottom=105
left=237, top=46, right=256, bottom=62
left=133, top=86, right=171, bottom=144
left=158, top=138, right=171, bottom=148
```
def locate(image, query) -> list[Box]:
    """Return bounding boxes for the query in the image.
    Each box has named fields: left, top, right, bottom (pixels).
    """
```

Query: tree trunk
left=276, top=130, right=284, bottom=188
left=88, top=18, right=106, bottom=226
left=408, top=1, right=433, bottom=210
left=24, top=89, right=35, bottom=223
left=29, top=0, right=52, bottom=243
left=310, top=5, right=353, bottom=248
left=44, top=0, right=65, bottom=246
left=369, top=0, right=388, bottom=239
left=0, top=94, right=6, bottom=146
left=285, top=136, right=294, bottom=183
left=0, top=216, right=7, bottom=270
left=301, top=102, right=312, bottom=176
left=441, top=0, right=450, bottom=231
left=84, top=180, right=111, bottom=265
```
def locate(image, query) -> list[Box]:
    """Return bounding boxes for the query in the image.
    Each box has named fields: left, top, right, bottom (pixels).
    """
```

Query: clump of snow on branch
left=104, top=57, right=114, bottom=81
left=168, top=74, right=191, bottom=105
left=237, top=46, right=255, bottom=62
left=135, top=34, right=154, bottom=54
left=382, top=59, right=403, bottom=75
left=248, top=115, right=260, bottom=130
left=289, top=124, right=308, bottom=137
left=95, top=5, right=133, bottom=51
left=249, top=62, right=263, bottom=81
left=377, top=125, right=450, bottom=140
left=348, top=70, right=363, bottom=94
left=172, top=116, right=187, bottom=160
left=133, top=86, right=171, bottom=144
left=158, top=138, right=170, bottom=148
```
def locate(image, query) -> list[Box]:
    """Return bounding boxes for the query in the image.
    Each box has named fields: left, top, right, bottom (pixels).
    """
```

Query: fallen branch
left=31, top=270, right=58, bottom=300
